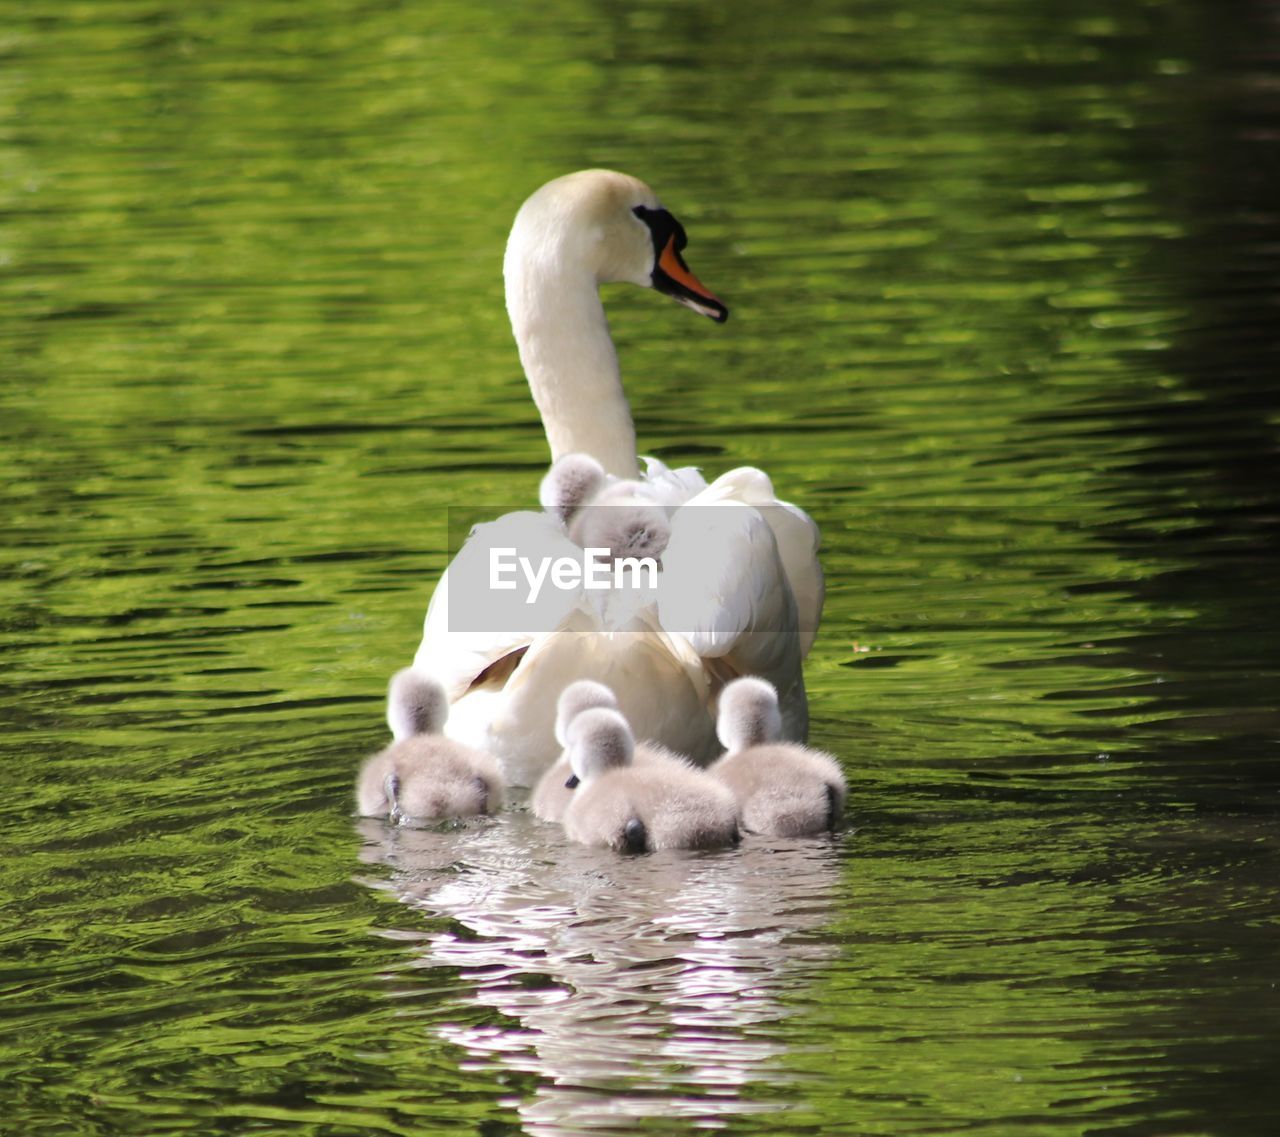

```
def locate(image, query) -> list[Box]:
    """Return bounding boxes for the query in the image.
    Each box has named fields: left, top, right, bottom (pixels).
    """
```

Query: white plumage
left=408, top=170, right=823, bottom=786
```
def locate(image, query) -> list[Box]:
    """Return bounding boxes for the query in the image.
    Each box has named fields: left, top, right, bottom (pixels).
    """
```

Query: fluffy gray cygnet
left=540, top=452, right=671, bottom=566
left=710, top=676, right=846, bottom=836
left=531, top=680, right=690, bottom=823
left=560, top=707, right=739, bottom=853
left=356, top=669, right=504, bottom=824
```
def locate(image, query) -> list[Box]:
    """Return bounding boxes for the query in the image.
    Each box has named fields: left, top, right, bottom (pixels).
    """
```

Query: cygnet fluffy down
left=560, top=707, right=739, bottom=853
left=531, top=680, right=690, bottom=822
left=356, top=669, right=504, bottom=823
left=710, top=676, right=846, bottom=836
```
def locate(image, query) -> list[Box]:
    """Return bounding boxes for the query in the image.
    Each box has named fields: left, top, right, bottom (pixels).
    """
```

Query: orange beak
left=655, top=235, right=729, bottom=323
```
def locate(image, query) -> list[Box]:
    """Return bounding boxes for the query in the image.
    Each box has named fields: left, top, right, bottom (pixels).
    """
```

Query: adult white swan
left=408, top=170, right=822, bottom=786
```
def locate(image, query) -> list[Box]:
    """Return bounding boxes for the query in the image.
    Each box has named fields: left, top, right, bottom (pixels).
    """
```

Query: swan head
left=386, top=668, right=449, bottom=739
left=540, top=453, right=607, bottom=526
left=554, top=679, right=619, bottom=747
left=716, top=676, right=783, bottom=751
left=506, top=169, right=728, bottom=323
left=565, top=706, right=635, bottom=788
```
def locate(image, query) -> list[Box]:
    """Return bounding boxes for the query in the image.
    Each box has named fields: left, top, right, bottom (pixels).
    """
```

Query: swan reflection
left=357, top=811, right=844, bottom=1134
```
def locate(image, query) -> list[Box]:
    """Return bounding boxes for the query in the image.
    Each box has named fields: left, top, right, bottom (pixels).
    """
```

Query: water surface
left=2, top=1, right=1278, bottom=1134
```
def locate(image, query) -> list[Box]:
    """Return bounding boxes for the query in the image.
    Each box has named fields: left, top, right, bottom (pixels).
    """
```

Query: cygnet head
left=555, top=679, right=619, bottom=747
left=716, top=676, right=783, bottom=751
left=565, top=706, right=635, bottom=788
left=386, top=668, right=449, bottom=740
left=573, top=502, right=671, bottom=565
left=540, top=453, right=607, bottom=526
left=505, top=170, right=728, bottom=323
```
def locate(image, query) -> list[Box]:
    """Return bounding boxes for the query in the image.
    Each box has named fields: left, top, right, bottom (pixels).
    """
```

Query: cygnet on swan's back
left=541, top=452, right=671, bottom=565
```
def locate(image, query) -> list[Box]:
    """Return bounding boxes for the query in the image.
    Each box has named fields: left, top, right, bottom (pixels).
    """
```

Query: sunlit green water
left=3, top=0, right=1278, bottom=1134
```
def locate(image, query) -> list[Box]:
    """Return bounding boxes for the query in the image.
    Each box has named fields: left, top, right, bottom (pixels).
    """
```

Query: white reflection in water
left=357, top=811, right=843, bottom=1135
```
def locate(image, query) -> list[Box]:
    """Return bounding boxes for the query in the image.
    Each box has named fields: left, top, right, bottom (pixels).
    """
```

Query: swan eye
left=633, top=205, right=687, bottom=250
left=633, top=205, right=688, bottom=265
left=632, top=204, right=675, bottom=257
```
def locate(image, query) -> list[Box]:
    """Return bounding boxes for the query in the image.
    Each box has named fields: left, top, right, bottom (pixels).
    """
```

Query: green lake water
left=2, top=0, right=1278, bottom=1133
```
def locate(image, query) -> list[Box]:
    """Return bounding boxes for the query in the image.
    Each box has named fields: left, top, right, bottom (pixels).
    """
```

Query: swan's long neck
left=505, top=236, right=641, bottom=480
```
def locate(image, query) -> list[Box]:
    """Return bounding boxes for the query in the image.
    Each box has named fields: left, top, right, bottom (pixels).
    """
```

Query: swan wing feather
left=413, top=510, right=586, bottom=698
